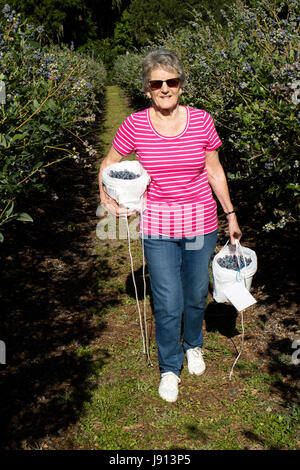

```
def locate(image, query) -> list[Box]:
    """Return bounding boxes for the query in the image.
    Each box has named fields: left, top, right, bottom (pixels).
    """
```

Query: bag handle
left=233, top=240, right=248, bottom=286
left=222, top=239, right=247, bottom=282
left=220, top=239, right=247, bottom=270
left=234, top=239, right=247, bottom=269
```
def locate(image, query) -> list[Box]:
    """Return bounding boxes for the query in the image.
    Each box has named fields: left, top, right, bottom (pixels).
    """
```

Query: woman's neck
left=149, top=105, right=187, bottom=137
left=150, top=103, right=181, bottom=120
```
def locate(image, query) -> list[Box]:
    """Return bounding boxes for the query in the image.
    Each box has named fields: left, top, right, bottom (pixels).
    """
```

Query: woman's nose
left=161, top=82, right=169, bottom=92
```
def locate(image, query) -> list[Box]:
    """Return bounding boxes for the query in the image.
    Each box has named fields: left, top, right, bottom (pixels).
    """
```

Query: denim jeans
left=142, top=229, right=218, bottom=376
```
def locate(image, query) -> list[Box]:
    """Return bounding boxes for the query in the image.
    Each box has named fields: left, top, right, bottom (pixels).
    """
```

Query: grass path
left=22, top=86, right=298, bottom=451
left=100, top=86, right=134, bottom=155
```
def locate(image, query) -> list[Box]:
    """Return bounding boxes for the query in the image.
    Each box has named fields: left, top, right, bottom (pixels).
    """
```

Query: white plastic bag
left=212, top=240, right=257, bottom=303
left=101, top=160, right=150, bottom=212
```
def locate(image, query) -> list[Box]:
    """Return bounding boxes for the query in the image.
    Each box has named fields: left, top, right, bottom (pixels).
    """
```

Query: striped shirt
left=113, top=106, right=222, bottom=237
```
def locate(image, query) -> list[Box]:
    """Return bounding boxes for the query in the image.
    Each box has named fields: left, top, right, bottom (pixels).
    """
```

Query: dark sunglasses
left=148, top=78, right=180, bottom=90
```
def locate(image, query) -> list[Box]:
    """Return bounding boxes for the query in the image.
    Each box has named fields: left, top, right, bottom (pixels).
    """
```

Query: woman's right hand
left=100, top=188, right=122, bottom=217
left=99, top=145, right=136, bottom=218
left=99, top=146, right=138, bottom=217
left=100, top=188, right=136, bottom=218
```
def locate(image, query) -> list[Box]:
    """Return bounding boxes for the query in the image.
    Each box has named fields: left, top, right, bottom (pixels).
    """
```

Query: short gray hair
left=142, top=49, right=186, bottom=92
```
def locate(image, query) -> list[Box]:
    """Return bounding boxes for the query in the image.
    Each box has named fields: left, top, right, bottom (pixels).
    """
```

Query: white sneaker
left=158, top=372, right=181, bottom=402
left=186, top=347, right=206, bottom=375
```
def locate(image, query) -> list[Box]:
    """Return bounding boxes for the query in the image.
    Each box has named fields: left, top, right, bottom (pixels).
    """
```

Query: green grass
left=100, top=85, right=136, bottom=158
left=72, top=327, right=300, bottom=450
left=78, top=378, right=142, bottom=450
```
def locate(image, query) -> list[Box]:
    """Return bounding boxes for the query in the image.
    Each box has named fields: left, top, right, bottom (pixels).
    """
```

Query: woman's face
left=146, top=67, right=183, bottom=112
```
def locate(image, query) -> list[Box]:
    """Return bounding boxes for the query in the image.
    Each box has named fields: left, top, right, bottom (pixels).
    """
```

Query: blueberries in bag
left=217, top=254, right=252, bottom=271
left=109, top=169, right=140, bottom=180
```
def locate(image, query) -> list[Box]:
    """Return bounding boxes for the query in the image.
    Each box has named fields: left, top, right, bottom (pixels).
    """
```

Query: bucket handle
left=219, top=239, right=247, bottom=278
left=234, top=239, right=247, bottom=269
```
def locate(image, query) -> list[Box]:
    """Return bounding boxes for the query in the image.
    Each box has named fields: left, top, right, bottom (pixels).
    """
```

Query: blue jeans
left=142, top=230, right=218, bottom=376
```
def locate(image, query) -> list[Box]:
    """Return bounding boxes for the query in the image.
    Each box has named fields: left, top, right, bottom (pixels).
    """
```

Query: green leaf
left=16, top=213, right=33, bottom=222
left=33, top=99, right=40, bottom=109
left=286, top=183, right=300, bottom=192
left=28, top=40, right=41, bottom=49
left=39, top=124, right=51, bottom=133
left=0, top=232, right=4, bottom=243
left=0, top=134, right=8, bottom=148
left=10, top=133, right=28, bottom=143
left=33, top=162, right=43, bottom=170
left=45, top=99, right=57, bottom=111
left=5, top=201, right=14, bottom=217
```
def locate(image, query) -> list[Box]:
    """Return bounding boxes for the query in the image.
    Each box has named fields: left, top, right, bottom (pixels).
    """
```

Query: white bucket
left=212, top=241, right=257, bottom=303
left=101, top=160, right=150, bottom=212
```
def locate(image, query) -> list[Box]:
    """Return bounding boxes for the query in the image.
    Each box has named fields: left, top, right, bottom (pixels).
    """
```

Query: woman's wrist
left=224, top=208, right=236, bottom=216
left=227, top=213, right=238, bottom=223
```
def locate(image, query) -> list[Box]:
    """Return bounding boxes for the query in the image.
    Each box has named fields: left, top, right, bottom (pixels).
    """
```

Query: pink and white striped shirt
left=113, top=106, right=222, bottom=237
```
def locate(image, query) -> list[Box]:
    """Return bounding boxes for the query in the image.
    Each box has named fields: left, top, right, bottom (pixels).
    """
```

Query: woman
left=99, top=50, right=242, bottom=402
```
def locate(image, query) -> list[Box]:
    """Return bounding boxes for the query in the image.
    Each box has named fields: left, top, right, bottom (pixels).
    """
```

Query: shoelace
left=190, top=347, right=203, bottom=358
left=162, top=373, right=181, bottom=384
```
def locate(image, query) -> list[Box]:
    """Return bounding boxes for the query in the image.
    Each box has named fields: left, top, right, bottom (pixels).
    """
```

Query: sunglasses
left=148, top=78, right=180, bottom=90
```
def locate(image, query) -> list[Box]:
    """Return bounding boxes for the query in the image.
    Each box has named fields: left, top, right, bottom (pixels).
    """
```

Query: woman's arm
left=205, top=150, right=242, bottom=244
left=98, top=145, right=128, bottom=217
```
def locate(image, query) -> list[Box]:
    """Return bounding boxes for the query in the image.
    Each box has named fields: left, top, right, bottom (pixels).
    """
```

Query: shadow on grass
left=0, top=153, right=120, bottom=449
left=205, top=302, right=239, bottom=338
left=263, top=336, right=300, bottom=406
left=125, top=264, right=155, bottom=341
left=185, top=423, right=209, bottom=443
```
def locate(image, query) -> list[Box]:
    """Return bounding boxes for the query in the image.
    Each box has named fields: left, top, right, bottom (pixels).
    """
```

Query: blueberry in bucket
left=217, top=254, right=252, bottom=271
left=109, top=169, right=140, bottom=180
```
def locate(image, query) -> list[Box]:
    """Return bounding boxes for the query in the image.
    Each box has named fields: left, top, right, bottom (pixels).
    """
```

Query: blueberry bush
left=0, top=4, right=106, bottom=241
left=113, top=53, right=147, bottom=107
left=113, top=0, right=299, bottom=231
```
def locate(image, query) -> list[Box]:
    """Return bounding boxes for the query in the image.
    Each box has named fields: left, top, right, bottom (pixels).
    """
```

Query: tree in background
left=0, top=0, right=235, bottom=68
left=114, top=0, right=235, bottom=48
left=0, top=0, right=130, bottom=46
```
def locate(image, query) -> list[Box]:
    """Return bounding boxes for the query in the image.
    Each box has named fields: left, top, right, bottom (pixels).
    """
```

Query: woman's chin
left=155, top=98, right=178, bottom=111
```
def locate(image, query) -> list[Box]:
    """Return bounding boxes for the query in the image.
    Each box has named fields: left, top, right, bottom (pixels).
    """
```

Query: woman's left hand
left=227, top=213, right=242, bottom=245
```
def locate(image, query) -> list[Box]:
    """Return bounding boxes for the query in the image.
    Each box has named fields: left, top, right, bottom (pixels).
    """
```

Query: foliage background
left=113, top=0, right=300, bottom=231
left=0, top=0, right=299, bottom=235
left=0, top=4, right=106, bottom=240
left=0, top=0, right=233, bottom=69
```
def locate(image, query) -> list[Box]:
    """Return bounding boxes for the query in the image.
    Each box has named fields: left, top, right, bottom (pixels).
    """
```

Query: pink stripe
left=113, top=107, right=222, bottom=236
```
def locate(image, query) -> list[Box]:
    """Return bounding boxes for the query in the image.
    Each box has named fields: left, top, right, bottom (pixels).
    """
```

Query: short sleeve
left=203, top=112, right=222, bottom=151
left=112, top=114, right=136, bottom=156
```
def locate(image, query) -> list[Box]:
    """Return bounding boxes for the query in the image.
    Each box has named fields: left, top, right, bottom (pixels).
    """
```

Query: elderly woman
left=99, top=50, right=242, bottom=402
